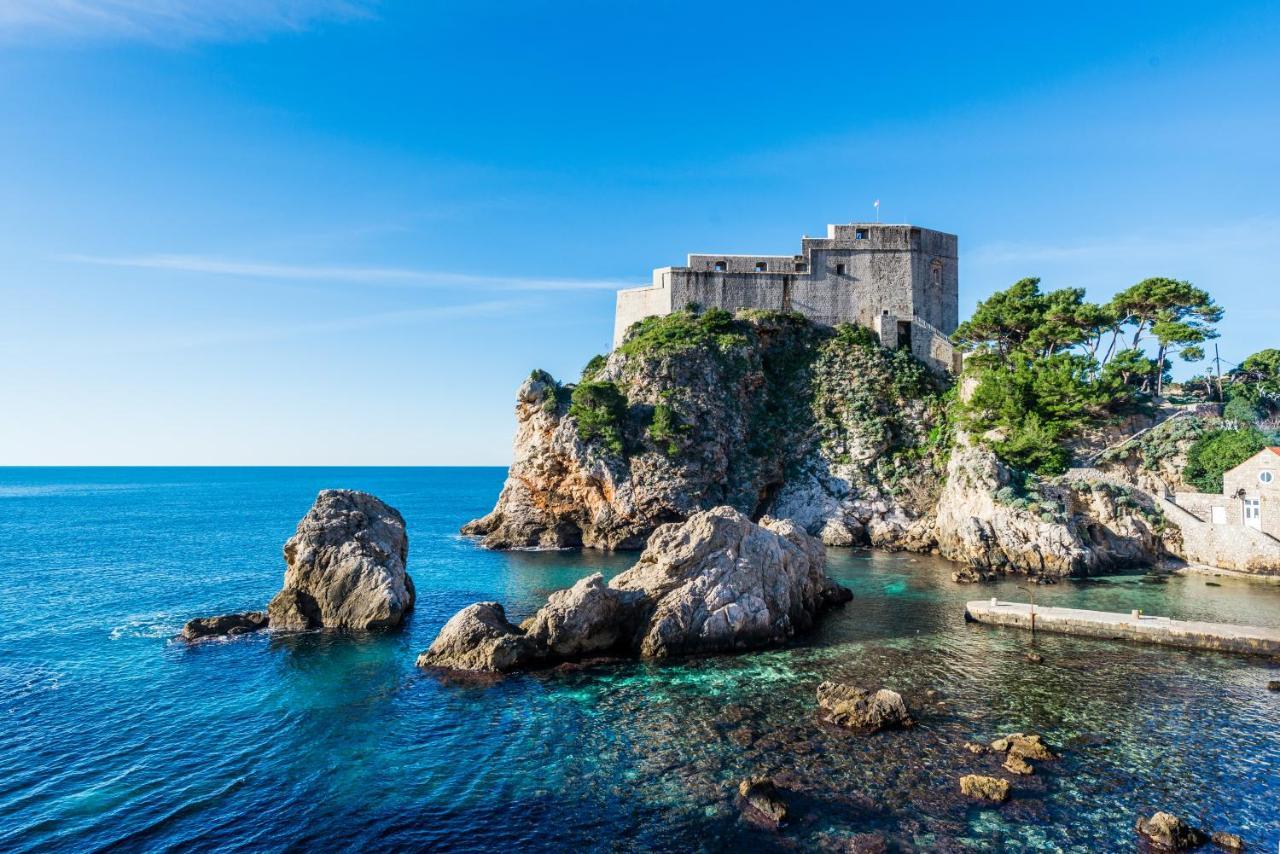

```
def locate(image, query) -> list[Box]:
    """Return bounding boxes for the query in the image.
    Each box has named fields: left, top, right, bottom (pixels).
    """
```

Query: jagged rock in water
left=519, top=573, right=644, bottom=657
left=815, top=682, right=913, bottom=731
left=736, top=776, right=789, bottom=827
left=934, top=440, right=1168, bottom=579
left=416, top=603, right=543, bottom=673
left=613, top=510, right=852, bottom=658
left=959, top=774, right=1010, bottom=803
left=1134, top=812, right=1207, bottom=850
left=421, top=507, right=851, bottom=672
left=180, top=611, right=268, bottom=640
left=267, top=490, right=414, bottom=631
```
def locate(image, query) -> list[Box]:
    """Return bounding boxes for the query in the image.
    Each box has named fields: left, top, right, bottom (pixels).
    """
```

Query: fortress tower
left=613, top=223, right=961, bottom=374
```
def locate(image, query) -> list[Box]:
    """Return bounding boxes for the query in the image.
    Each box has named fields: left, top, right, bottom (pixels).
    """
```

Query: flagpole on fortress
left=874, top=199, right=880, bottom=222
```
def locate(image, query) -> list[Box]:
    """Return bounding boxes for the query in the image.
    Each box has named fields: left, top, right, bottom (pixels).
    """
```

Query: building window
left=932, top=264, right=942, bottom=285
left=795, top=263, right=805, bottom=272
left=714, top=261, right=726, bottom=272
left=855, top=229, right=868, bottom=240
left=835, top=263, right=846, bottom=276
left=1261, top=471, right=1274, bottom=484
left=755, top=262, right=767, bottom=272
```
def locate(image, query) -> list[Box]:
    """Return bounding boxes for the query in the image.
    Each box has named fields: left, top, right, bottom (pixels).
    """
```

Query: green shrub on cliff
left=617, top=307, right=748, bottom=359
left=647, top=399, right=688, bottom=455
left=1183, top=426, right=1267, bottom=492
left=568, top=380, right=628, bottom=456
left=581, top=354, right=607, bottom=382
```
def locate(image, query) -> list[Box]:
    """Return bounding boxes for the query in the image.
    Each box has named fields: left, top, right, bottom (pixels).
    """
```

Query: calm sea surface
left=1, top=467, right=1277, bottom=852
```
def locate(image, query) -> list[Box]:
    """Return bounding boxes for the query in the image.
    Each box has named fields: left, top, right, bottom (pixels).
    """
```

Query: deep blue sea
left=1, top=467, right=1278, bottom=852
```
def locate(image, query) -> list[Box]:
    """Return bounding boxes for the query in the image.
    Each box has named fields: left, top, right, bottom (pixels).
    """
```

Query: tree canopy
left=952, top=275, right=1222, bottom=474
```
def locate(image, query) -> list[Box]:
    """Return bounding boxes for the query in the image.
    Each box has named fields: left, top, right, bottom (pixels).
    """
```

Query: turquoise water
left=1, top=468, right=1278, bottom=852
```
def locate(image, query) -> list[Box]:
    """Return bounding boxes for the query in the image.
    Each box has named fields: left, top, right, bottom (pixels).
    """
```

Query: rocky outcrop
left=467, top=310, right=1174, bottom=579
left=267, top=490, right=414, bottom=631
left=180, top=611, right=268, bottom=640
left=959, top=774, right=1010, bottom=803
left=416, top=603, right=543, bottom=672
left=1210, top=831, right=1244, bottom=851
left=519, top=574, right=644, bottom=657
left=464, top=313, right=949, bottom=553
left=422, top=507, right=851, bottom=672
left=182, top=490, right=413, bottom=638
left=1134, top=812, right=1207, bottom=850
left=816, top=682, right=913, bottom=731
left=934, top=440, right=1169, bottom=579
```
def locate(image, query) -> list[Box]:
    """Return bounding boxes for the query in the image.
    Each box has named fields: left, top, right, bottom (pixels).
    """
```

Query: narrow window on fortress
left=714, top=261, right=726, bottom=272
left=835, top=263, right=846, bottom=276
left=794, top=262, right=805, bottom=272
left=855, top=229, right=868, bottom=240
left=932, top=264, right=942, bottom=285
left=755, top=262, right=767, bottom=272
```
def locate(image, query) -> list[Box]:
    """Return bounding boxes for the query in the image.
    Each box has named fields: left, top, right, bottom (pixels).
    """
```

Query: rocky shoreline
left=464, top=312, right=1177, bottom=582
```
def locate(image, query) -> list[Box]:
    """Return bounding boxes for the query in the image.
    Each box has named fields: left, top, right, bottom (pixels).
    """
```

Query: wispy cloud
left=65, top=253, right=630, bottom=291
left=0, top=0, right=375, bottom=43
left=14, top=298, right=535, bottom=356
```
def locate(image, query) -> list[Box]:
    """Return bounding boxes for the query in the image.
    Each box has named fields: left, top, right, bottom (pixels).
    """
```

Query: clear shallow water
left=1, top=467, right=1278, bottom=853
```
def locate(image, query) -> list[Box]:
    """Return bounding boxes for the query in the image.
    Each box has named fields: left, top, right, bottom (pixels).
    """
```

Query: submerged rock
left=1002, top=754, right=1034, bottom=775
left=816, top=682, right=913, bottom=731
left=1267, top=680, right=1279, bottom=692
left=416, top=602, right=542, bottom=673
left=1134, top=812, right=1207, bottom=850
left=420, top=507, right=851, bottom=672
left=736, top=776, right=789, bottom=827
left=267, top=490, right=414, bottom=631
left=990, top=732, right=1057, bottom=761
left=180, top=611, right=268, bottom=640
left=959, top=774, right=1010, bottom=803
left=1210, top=831, right=1245, bottom=851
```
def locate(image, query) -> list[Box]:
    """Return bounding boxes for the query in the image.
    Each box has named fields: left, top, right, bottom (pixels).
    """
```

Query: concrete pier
left=965, top=600, right=1280, bottom=657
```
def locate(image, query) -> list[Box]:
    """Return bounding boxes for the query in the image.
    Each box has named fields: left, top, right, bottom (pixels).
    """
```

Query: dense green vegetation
left=1183, top=426, right=1267, bottom=493
left=616, top=307, right=749, bottom=360
left=567, top=380, right=628, bottom=456
left=953, top=276, right=1222, bottom=474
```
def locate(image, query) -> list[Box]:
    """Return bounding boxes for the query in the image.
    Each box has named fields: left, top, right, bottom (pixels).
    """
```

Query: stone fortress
left=613, top=223, right=962, bottom=374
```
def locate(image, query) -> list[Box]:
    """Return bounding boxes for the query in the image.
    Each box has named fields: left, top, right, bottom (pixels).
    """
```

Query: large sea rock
left=267, top=490, right=415, bottom=631
left=421, top=506, right=851, bottom=672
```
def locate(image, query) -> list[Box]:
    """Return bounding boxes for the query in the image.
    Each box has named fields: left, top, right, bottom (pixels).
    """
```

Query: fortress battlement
left=614, top=223, right=961, bottom=374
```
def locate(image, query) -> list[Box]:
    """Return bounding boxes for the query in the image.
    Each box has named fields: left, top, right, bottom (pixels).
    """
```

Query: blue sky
left=1, top=0, right=1278, bottom=464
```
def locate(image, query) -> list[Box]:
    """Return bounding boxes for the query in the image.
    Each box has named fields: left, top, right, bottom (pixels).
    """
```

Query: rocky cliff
left=466, top=309, right=1172, bottom=578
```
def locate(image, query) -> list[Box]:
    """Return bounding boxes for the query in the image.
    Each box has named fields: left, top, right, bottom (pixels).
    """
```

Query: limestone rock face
left=1134, top=812, right=1207, bottom=850
left=463, top=314, right=948, bottom=554
left=612, top=509, right=852, bottom=658
left=416, top=602, right=543, bottom=673
left=816, top=682, right=913, bottom=731
left=933, top=441, right=1167, bottom=579
left=959, top=774, right=1010, bottom=803
left=465, top=312, right=1174, bottom=580
left=267, top=490, right=414, bottom=631
left=421, top=507, right=851, bottom=672
left=519, top=573, right=644, bottom=657
left=180, top=611, right=268, bottom=640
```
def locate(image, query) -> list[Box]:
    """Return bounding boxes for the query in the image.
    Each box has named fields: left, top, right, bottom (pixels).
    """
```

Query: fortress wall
left=686, top=255, right=800, bottom=273
left=614, top=274, right=673, bottom=346
left=668, top=270, right=788, bottom=316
